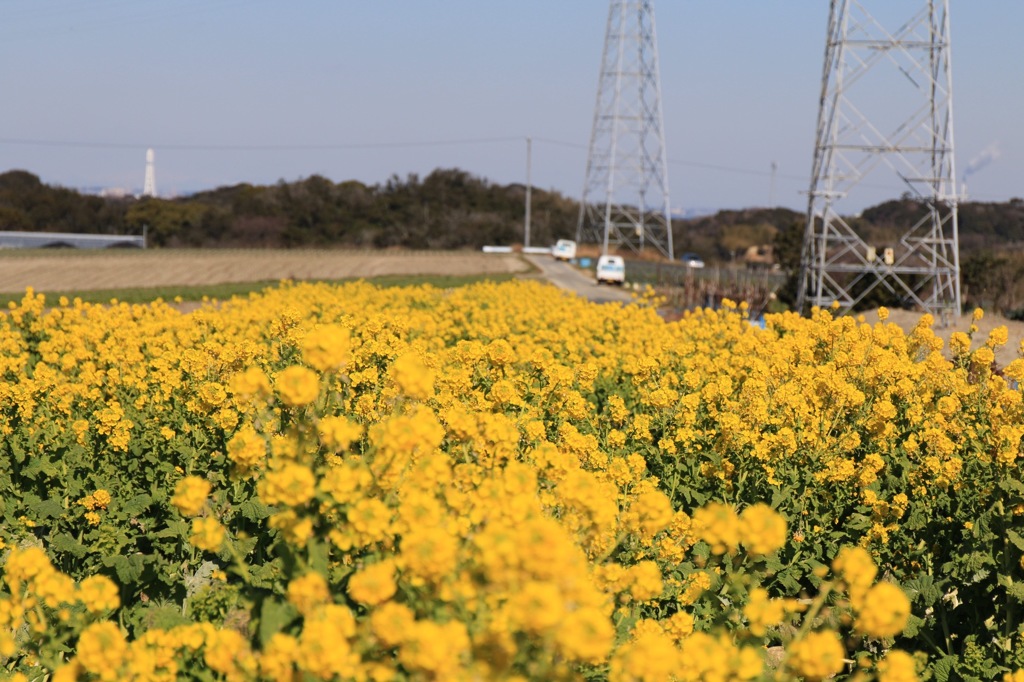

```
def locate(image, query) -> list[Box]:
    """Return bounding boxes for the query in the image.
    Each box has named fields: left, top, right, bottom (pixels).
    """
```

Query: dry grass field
left=0, top=249, right=531, bottom=294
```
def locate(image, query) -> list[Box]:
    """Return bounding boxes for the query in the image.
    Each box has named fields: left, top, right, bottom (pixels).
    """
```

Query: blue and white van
left=596, top=255, right=625, bottom=285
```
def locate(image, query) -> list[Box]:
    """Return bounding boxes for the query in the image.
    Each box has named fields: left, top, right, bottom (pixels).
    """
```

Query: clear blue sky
left=0, top=1, right=1020, bottom=215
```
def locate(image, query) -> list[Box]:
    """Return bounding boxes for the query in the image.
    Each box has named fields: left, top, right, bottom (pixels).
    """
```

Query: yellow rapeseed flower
left=287, top=572, right=330, bottom=617
left=170, top=476, right=211, bottom=517
left=508, top=580, right=565, bottom=633
left=91, top=489, right=111, bottom=509
left=189, top=517, right=225, bottom=553
left=203, top=629, right=251, bottom=678
left=877, top=649, right=919, bottom=682
left=788, top=630, right=845, bottom=681
left=301, top=324, right=351, bottom=372
left=400, top=526, right=459, bottom=583
left=259, top=463, right=317, bottom=507
left=317, top=414, right=363, bottom=451
left=259, top=633, right=300, bottom=681
left=226, top=425, right=266, bottom=472
left=555, top=607, right=615, bottom=664
left=740, top=503, right=788, bottom=555
left=275, top=365, right=321, bottom=407
left=230, top=366, right=272, bottom=398
left=692, top=501, right=742, bottom=555
left=370, top=601, right=416, bottom=647
left=347, top=560, right=397, bottom=606
left=398, top=620, right=470, bottom=678
left=832, top=546, right=878, bottom=592
left=391, top=352, right=435, bottom=401
left=609, top=629, right=682, bottom=682
left=856, top=581, right=911, bottom=639
left=76, top=621, right=128, bottom=678
left=78, top=574, right=121, bottom=613
left=744, top=587, right=785, bottom=637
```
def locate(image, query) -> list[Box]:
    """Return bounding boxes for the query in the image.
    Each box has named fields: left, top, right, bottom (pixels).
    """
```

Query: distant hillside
left=861, top=196, right=1024, bottom=251
left=0, top=169, right=580, bottom=250
left=672, top=207, right=803, bottom=266
left=0, top=170, right=131, bottom=236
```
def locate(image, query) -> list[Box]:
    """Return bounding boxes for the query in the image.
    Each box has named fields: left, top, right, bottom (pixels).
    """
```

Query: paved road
left=524, top=255, right=634, bottom=304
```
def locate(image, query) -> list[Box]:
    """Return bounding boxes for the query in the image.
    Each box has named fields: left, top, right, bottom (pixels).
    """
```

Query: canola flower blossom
left=0, top=279, right=1022, bottom=680
left=170, top=476, right=211, bottom=517
left=275, top=365, right=321, bottom=407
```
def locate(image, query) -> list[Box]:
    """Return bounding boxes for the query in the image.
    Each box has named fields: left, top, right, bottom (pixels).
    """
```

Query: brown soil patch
left=0, top=249, right=530, bottom=294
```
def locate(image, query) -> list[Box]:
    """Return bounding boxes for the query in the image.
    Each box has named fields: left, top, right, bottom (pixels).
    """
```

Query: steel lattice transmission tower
left=576, top=0, right=673, bottom=260
left=797, top=0, right=961, bottom=322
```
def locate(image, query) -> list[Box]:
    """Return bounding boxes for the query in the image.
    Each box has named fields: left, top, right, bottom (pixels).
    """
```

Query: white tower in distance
left=142, top=148, right=157, bottom=198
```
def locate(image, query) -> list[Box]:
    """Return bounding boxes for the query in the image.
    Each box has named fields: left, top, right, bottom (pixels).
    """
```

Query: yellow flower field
left=1, top=279, right=1023, bottom=681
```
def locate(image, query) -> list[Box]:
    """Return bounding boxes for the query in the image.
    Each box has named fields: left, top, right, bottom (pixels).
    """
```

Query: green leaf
left=232, top=534, right=259, bottom=557
left=28, top=496, right=64, bottom=519
left=121, top=494, right=153, bottom=517
left=50, top=532, right=89, bottom=559
left=9, top=439, right=26, bottom=464
left=134, top=602, right=191, bottom=631
left=1007, top=529, right=1024, bottom=552
left=237, top=498, right=272, bottom=522
left=762, top=554, right=784, bottom=574
left=20, top=456, right=45, bottom=480
left=933, top=655, right=958, bottom=682
left=904, top=574, right=943, bottom=606
left=1005, top=579, right=1024, bottom=604
left=969, top=569, right=991, bottom=585
left=902, top=613, right=924, bottom=638
left=999, top=478, right=1024, bottom=495
left=905, top=510, right=930, bottom=531
left=770, top=487, right=790, bottom=509
left=308, top=538, right=330, bottom=576
left=151, top=519, right=190, bottom=540
left=258, top=597, right=298, bottom=645
left=776, top=569, right=804, bottom=594
left=844, top=512, right=872, bottom=531
left=248, top=562, right=281, bottom=590
left=102, top=554, right=146, bottom=585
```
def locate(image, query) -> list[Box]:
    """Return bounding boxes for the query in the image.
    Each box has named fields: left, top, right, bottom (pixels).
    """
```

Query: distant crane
left=576, top=0, right=673, bottom=260
left=797, top=0, right=961, bottom=324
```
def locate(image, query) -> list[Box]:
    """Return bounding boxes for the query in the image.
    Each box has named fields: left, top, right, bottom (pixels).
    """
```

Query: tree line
left=1, top=168, right=1022, bottom=314
left=0, top=168, right=578, bottom=250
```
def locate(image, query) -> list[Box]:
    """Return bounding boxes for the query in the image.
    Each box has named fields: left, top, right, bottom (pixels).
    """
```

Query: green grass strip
left=0, top=273, right=520, bottom=308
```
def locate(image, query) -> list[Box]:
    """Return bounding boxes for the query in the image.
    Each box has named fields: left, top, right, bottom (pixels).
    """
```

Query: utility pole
left=524, top=137, right=532, bottom=248
left=576, top=0, right=674, bottom=260
left=798, top=0, right=961, bottom=324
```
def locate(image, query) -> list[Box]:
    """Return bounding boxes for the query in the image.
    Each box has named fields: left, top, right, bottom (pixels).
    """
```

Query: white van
left=596, top=255, right=625, bottom=285
left=552, top=239, right=577, bottom=261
